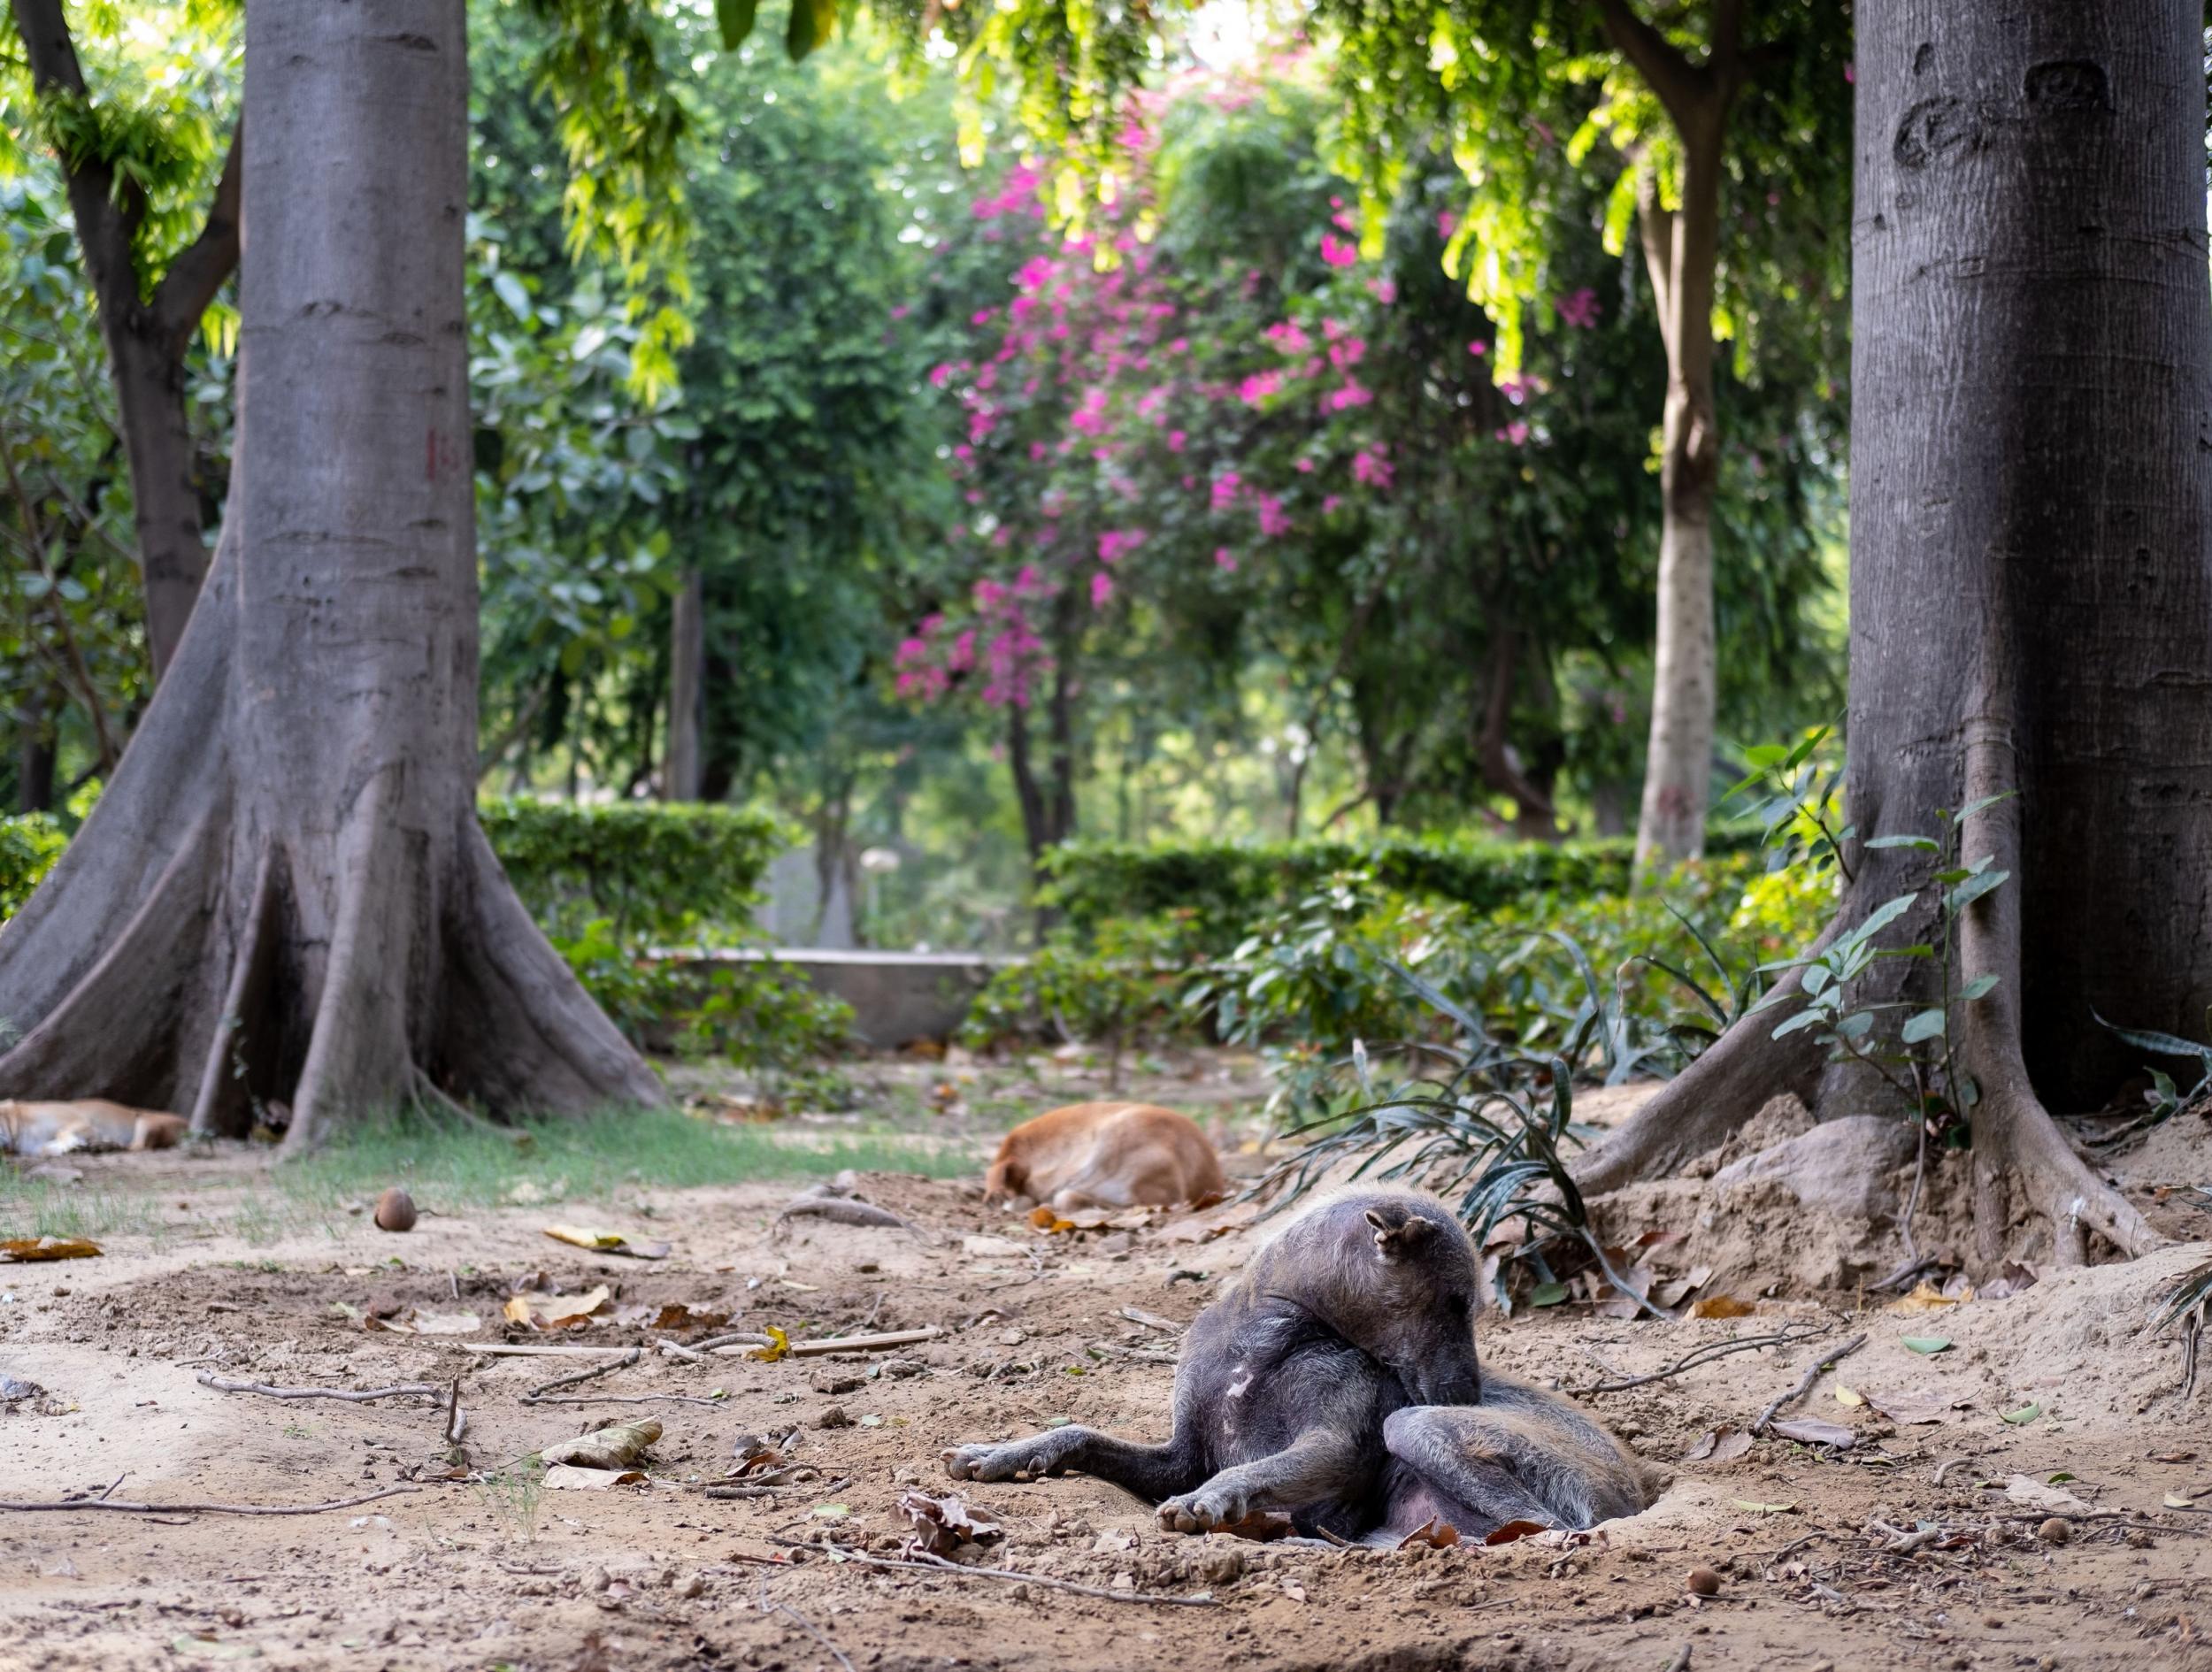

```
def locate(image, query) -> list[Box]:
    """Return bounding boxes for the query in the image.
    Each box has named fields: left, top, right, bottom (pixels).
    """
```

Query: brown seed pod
left=1686, top=1566, right=1724, bottom=1597
left=373, top=1187, right=418, bottom=1232
left=2037, top=1517, right=2070, bottom=1545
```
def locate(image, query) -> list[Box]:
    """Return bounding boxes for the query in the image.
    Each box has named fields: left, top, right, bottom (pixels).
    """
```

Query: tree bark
left=1580, top=0, right=2203, bottom=1263
left=14, top=686, right=58, bottom=815
left=0, top=0, right=664, bottom=1144
left=1592, top=0, right=1743, bottom=869
left=10, top=0, right=241, bottom=682
left=1629, top=134, right=1724, bottom=867
left=664, top=565, right=704, bottom=801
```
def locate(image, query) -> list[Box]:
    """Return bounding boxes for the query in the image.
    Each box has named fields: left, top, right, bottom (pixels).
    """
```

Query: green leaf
left=1956, top=790, right=2018, bottom=822
left=492, top=270, right=532, bottom=322
left=2001, top=1402, right=2042, bottom=1425
left=787, top=0, right=837, bottom=59
left=1528, top=1281, right=1569, bottom=1308
left=1902, top=1337, right=1952, bottom=1354
left=1901, top=1008, right=1947, bottom=1044
left=2092, top=1011, right=2212, bottom=1064
left=1771, top=1007, right=1826, bottom=1039
left=1866, top=834, right=1939, bottom=852
left=1960, top=974, right=1999, bottom=1001
left=1946, top=869, right=2010, bottom=912
left=715, top=0, right=760, bottom=47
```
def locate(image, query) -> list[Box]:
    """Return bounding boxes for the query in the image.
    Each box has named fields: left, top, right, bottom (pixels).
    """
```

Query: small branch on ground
left=0, top=1485, right=422, bottom=1516
left=1568, top=1323, right=1839, bottom=1397
left=1749, top=1333, right=1867, bottom=1435
left=757, top=1575, right=856, bottom=1672
left=522, top=1349, right=643, bottom=1403
left=197, top=1373, right=442, bottom=1403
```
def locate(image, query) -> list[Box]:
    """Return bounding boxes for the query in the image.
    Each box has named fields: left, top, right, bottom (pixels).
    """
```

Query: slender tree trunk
left=11, top=0, right=241, bottom=682
left=15, top=687, right=57, bottom=815
left=1630, top=134, right=1724, bottom=868
left=0, top=0, right=663, bottom=1144
left=1472, top=625, right=1562, bottom=840
left=664, top=566, right=704, bottom=801
left=1579, top=0, right=2199, bottom=1264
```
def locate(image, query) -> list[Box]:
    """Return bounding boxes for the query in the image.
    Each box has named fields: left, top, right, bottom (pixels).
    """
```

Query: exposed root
left=436, top=822, right=667, bottom=1114
left=1570, top=915, right=1840, bottom=1195
left=0, top=799, right=219, bottom=1105
left=287, top=765, right=415, bottom=1152
left=1955, top=717, right=2161, bottom=1262
left=188, top=848, right=278, bottom=1138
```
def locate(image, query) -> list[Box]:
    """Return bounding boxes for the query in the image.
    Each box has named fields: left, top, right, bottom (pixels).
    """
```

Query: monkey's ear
left=1365, top=1208, right=1432, bottom=1260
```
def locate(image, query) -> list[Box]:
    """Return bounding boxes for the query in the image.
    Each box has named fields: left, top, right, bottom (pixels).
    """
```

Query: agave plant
left=1252, top=962, right=1670, bottom=1319
left=2152, top=1202, right=2212, bottom=1400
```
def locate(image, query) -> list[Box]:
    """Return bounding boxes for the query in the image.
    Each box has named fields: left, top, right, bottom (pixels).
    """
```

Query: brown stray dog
left=0, top=1099, right=188, bottom=1157
left=983, top=1101, right=1225, bottom=1213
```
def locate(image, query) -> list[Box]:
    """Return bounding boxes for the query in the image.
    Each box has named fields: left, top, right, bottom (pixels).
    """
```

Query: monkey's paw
left=1156, top=1482, right=1250, bottom=1535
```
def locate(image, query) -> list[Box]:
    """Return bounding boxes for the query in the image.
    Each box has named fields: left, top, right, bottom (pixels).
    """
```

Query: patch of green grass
left=0, top=1178, right=177, bottom=1243
left=284, top=1105, right=978, bottom=1215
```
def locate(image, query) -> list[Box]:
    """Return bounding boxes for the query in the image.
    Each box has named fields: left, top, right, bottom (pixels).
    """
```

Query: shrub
left=0, top=813, right=65, bottom=920
left=479, top=797, right=787, bottom=944
left=1040, top=824, right=1767, bottom=951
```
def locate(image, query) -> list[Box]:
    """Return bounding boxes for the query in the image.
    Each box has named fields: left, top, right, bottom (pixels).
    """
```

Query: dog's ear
left=1364, top=1206, right=1433, bottom=1261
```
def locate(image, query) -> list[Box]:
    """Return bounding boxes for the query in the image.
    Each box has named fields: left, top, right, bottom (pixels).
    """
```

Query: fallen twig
left=196, top=1374, right=442, bottom=1404
left=1119, top=1307, right=1181, bottom=1334
left=0, top=1485, right=423, bottom=1517
left=1750, top=1333, right=1867, bottom=1436
left=776, top=1198, right=920, bottom=1236
left=455, top=1343, right=636, bottom=1359
left=443, top=1379, right=467, bottom=1447
left=1568, top=1323, right=1839, bottom=1397
left=757, top=1574, right=856, bottom=1672
left=802, top=1541, right=1217, bottom=1607
left=692, top=1331, right=775, bottom=1354
left=710, top=1327, right=943, bottom=1359
left=523, top=1348, right=643, bottom=1403
left=1864, top=1517, right=1940, bottom=1555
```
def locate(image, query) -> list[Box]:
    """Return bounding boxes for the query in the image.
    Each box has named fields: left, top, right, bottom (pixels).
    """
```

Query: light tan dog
left=984, top=1101, right=1226, bottom=1212
left=0, top=1099, right=188, bottom=1157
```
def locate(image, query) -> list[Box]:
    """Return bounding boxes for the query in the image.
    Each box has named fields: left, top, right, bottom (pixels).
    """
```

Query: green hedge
left=0, top=812, right=65, bottom=919
left=476, top=797, right=787, bottom=943
left=1040, top=825, right=1765, bottom=949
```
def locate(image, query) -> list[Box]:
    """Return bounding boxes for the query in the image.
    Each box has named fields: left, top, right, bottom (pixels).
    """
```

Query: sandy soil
left=4, top=1088, right=2211, bottom=1672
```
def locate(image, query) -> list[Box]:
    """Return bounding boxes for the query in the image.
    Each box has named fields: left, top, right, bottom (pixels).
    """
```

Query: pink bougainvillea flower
left=1090, top=571, right=1115, bottom=609
left=1467, top=340, right=1487, bottom=357
left=1369, top=277, right=1398, bottom=305
left=1328, top=336, right=1366, bottom=370
left=1214, top=546, right=1238, bottom=571
left=1498, top=420, right=1531, bottom=446
left=1319, top=233, right=1359, bottom=268
left=1436, top=208, right=1459, bottom=242
left=1321, top=494, right=1342, bottom=514
left=1238, top=371, right=1283, bottom=406
left=1351, top=446, right=1394, bottom=489
left=927, top=363, right=957, bottom=388
left=1210, top=472, right=1242, bottom=510
left=1167, top=429, right=1187, bottom=452
left=1263, top=319, right=1311, bottom=355
left=1322, top=380, right=1373, bottom=412
left=1097, top=528, right=1146, bottom=564
left=1554, top=287, right=1601, bottom=329
left=1256, top=494, right=1292, bottom=538
left=1294, top=456, right=1316, bottom=473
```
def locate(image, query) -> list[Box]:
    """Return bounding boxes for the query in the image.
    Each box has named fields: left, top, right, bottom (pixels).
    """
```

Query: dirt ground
left=4, top=1068, right=2211, bottom=1672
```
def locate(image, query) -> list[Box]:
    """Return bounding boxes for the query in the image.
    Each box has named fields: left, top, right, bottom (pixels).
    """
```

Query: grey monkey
left=942, top=1188, right=1663, bottom=1539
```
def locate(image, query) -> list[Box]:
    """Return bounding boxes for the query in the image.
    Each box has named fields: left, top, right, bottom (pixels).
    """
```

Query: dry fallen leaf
left=1769, top=1417, right=1856, bottom=1449
left=0, top=1237, right=101, bottom=1263
left=369, top=1308, right=481, bottom=1336
left=1211, top=1509, right=1295, bottom=1542
left=542, top=1464, right=648, bottom=1491
left=1863, top=1387, right=1955, bottom=1425
left=504, top=1285, right=611, bottom=1331
left=748, top=1325, right=792, bottom=1363
left=540, top=1419, right=661, bottom=1470
left=1483, top=1519, right=1551, bottom=1545
left=1834, top=1384, right=1867, bottom=1408
left=1280, top=1580, right=1308, bottom=1602
left=2005, top=1475, right=2089, bottom=1513
left=1889, top=1280, right=1967, bottom=1314
left=1687, top=1295, right=1755, bottom=1319
left=1682, top=1427, right=1755, bottom=1464
left=1028, top=1206, right=1080, bottom=1234
left=541, top=1225, right=672, bottom=1259
left=897, top=1489, right=1006, bottom=1556
left=2163, top=1492, right=2197, bottom=1509
left=1396, top=1517, right=1462, bottom=1550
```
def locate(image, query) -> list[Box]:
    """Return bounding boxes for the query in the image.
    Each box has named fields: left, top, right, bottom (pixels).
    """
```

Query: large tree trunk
left=664, top=565, right=704, bottom=801
left=0, top=0, right=664, bottom=1147
left=1579, top=0, right=2200, bottom=1265
left=11, top=0, right=240, bottom=683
